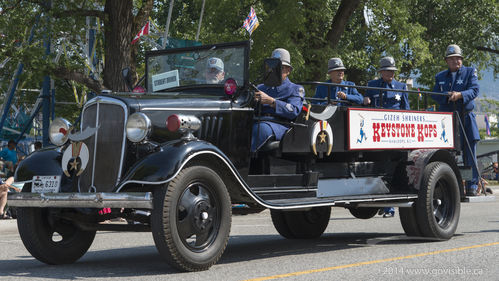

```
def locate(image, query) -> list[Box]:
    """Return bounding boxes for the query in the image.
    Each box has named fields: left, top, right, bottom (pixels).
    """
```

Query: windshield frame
left=145, top=41, right=250, bottom=93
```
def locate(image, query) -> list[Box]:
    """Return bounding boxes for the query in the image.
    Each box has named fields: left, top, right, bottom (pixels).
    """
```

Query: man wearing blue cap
left=251, top=48, right=304, bottom=152
left=363, top=56, right=410, bottom=110
left=365, top=57, right=410, bottom=217
left=432, top=44, right=480, bottom=196
left=313, top=58, right=362, bottom=105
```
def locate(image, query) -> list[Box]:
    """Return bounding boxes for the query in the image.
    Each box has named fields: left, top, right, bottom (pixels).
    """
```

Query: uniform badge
left=395, top=94, right=401, bottom=101
left=456, top=79, right=463, bottom=85
left=285, top=103, right=294, bottom=112
left=298, top=87, right=305, bottom=97
left=62, top=142, right=90, bottom=177
left=311, top=121, right=333, bottom=156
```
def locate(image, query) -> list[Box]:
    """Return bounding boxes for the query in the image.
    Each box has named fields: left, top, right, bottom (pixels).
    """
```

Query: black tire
left=270, top=207, right=331, bottom=239
left=17, top=207, right=96, bottom=264
left=270, top=210, right=294, bottom=239
left=348, top=207, right=379, bottom=219
left=399, top=206, right=422, bottom=237
left=151, top=165, right=232, bottom=272
left=415, top=161, right=460, bottom=240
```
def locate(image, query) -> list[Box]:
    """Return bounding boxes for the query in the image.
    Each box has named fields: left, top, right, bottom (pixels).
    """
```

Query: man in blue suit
left=363, top=56, right=410, bottom=110
left=365, top=57, right=410, bottom=217
left=313, top=58, right=363, bottom=105
left=432, top=44, right=480, bottom=196
left=251, top=48, right=304, bottom=152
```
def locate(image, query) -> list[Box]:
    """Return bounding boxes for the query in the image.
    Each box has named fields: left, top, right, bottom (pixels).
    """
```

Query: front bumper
left=7, top=192, right=153, bottom=209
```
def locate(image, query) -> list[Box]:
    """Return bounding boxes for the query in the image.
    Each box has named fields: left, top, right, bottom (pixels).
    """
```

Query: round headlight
left=126, top=112, right=152, bottom=142
left=49, top=118, right=72, bottom=146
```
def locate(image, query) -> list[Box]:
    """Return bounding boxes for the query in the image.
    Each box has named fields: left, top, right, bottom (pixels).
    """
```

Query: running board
left=7, top=192, right=153, bottom=209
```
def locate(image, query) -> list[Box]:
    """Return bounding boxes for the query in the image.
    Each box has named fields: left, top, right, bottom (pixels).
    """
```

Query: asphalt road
left=1, top=189, right=498, bottom=281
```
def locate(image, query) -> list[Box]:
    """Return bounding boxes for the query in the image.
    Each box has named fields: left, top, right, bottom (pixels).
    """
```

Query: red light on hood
left=224, top=78, right=238, bottom=96
left=167, top=114, right=181, bottom=132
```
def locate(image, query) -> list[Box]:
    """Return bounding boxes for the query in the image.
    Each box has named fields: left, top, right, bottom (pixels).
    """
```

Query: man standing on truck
left=432, top=44, right=480, bottom=196
left=312, top=58, right=363, bottom=105
left=364, top=57, right=410, bottom=217
left=251, top=48, right=303, bottom=152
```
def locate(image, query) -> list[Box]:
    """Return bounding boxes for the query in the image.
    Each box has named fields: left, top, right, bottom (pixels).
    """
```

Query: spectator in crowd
left=313, top=58, right=363, bottom=105
left=0, top=177, right=18, bottom=219
left=0, top=140, right=18, bottom=176
left=34, top=141, right=42, bottom=151
left=431, top=44, right=480, bottom=196
left=251, top=48, right=303, bottom=152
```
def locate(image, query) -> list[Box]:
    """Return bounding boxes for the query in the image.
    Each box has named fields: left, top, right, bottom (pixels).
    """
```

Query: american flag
left=243, top=7, right=260, bottom=36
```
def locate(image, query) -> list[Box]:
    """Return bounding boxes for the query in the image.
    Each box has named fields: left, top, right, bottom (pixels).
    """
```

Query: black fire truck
left=9, top=41, right=468, bottom=271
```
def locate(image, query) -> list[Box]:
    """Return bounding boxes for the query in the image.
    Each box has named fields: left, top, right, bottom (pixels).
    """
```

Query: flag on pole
left=132, top=21, right=150, bottom=44
left=485, top=114, right=491, bottom=136
left=243, top=7, right=260, bottom=35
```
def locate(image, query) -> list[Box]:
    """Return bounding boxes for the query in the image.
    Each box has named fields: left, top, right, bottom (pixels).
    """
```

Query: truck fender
left=14, top=149, right=64, bottom=183
left=118, top=140, right=239, bottom=190
left=406, top=149, right=464, bottom=197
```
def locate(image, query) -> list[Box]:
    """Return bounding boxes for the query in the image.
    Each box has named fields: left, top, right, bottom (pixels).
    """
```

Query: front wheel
left=151, top=165, right=232, bottom=272
left=17, top=207, right=96, bottom=264
left=271, top=207, right=331, bottom=239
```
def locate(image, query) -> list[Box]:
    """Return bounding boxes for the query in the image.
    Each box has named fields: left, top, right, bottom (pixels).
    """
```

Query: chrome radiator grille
left=79, top=97, right=127, bottom=192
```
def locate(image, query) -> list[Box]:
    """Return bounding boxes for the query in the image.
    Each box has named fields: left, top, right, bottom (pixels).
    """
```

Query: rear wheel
left=17, top=207, right=96, bottom=264
left=399, top=206, right=422, bottom=237
left=270, top=207, right=331, bottom=239
left=151, top=165, right=231, bottom=271
left=415, top=162, right=460, bottom=239
left=348, top=207, right=379, bottom=219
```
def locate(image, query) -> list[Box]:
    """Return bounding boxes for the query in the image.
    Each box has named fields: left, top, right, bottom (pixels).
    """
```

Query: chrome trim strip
left=355, top=202, right=415, bottom=208
left=141, top=107, right=253, bottom=112
left=82, top=96, right=129, bottom=187
left=90, top=100, right=100, bottom=189
left=7, top=192, right=153, bottom=209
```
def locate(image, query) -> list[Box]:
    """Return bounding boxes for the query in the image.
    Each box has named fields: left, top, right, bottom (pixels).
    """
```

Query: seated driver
left=251, top=48, right=304, bottom=152
left=205, top=57, right=225, bottom=84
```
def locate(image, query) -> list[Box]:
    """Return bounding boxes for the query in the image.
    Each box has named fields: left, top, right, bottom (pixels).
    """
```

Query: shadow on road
left=0, top=232, right=440, bottom=278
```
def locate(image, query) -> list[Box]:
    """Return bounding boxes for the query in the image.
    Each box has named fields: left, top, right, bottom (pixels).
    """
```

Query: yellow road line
left=243, top=241, right=499, bottom=281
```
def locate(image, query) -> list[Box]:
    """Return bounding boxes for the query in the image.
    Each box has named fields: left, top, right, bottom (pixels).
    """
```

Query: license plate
left=32, top=176, right=61, bottom=193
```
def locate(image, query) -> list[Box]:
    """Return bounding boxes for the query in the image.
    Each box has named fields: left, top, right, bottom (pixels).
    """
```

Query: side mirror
left=122, top=67, right=133, bottom=91
left=263, top=58, right=282, bottom=87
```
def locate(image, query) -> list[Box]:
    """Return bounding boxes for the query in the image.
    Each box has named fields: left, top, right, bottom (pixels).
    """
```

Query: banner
left=348, top=108, right=454, bottom=150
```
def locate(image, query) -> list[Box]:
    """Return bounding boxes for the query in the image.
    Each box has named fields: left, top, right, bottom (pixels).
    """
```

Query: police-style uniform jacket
left=255, top=78, right=304, bottom=141
left=365, top=78, right=410, bottom=110
left=312, top=80, right=363, bottom=105
left=431, top=65, right=480, bottom=141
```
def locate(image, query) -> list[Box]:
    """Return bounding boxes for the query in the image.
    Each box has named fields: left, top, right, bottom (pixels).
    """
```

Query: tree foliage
left=0, top=0, right=497, bottom=118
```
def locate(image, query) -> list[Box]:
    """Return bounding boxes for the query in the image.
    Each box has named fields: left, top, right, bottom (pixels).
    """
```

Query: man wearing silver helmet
left=251, top=48, right=304, bottom=152
left=313, top=58, right=363, bottom=105
left=363, top=56, right=410, bottom=110
left=432, top=44, right=480, bottom=196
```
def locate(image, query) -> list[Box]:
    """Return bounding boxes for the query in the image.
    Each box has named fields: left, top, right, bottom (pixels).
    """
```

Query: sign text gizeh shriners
left=348, top=108, right=454, bottom=150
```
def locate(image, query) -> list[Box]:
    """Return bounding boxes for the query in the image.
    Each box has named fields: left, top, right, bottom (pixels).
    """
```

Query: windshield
left=146, top=42, right=248, bottom=93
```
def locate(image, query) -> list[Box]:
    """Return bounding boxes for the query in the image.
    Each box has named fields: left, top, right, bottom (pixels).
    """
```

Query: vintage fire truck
left=9, top=41, right=467, bottom=271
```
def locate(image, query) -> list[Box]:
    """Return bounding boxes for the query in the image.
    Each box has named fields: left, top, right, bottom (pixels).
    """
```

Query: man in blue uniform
left=432, top=44, right=480, bottom=196
left=363, top=56, right=410, bottom=110
left=313, top=58, right=362, bottom=105
left=365, top=57, right=410, bottom=217
left=251, top=48, right=304, bottom=152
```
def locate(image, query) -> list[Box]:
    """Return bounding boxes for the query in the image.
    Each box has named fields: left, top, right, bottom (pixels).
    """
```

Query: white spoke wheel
left=151, top=165, right=231, bottom=271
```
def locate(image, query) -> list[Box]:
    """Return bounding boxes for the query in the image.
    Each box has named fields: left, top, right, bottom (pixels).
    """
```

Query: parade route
left=1, top=187, right=498, bottom=281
